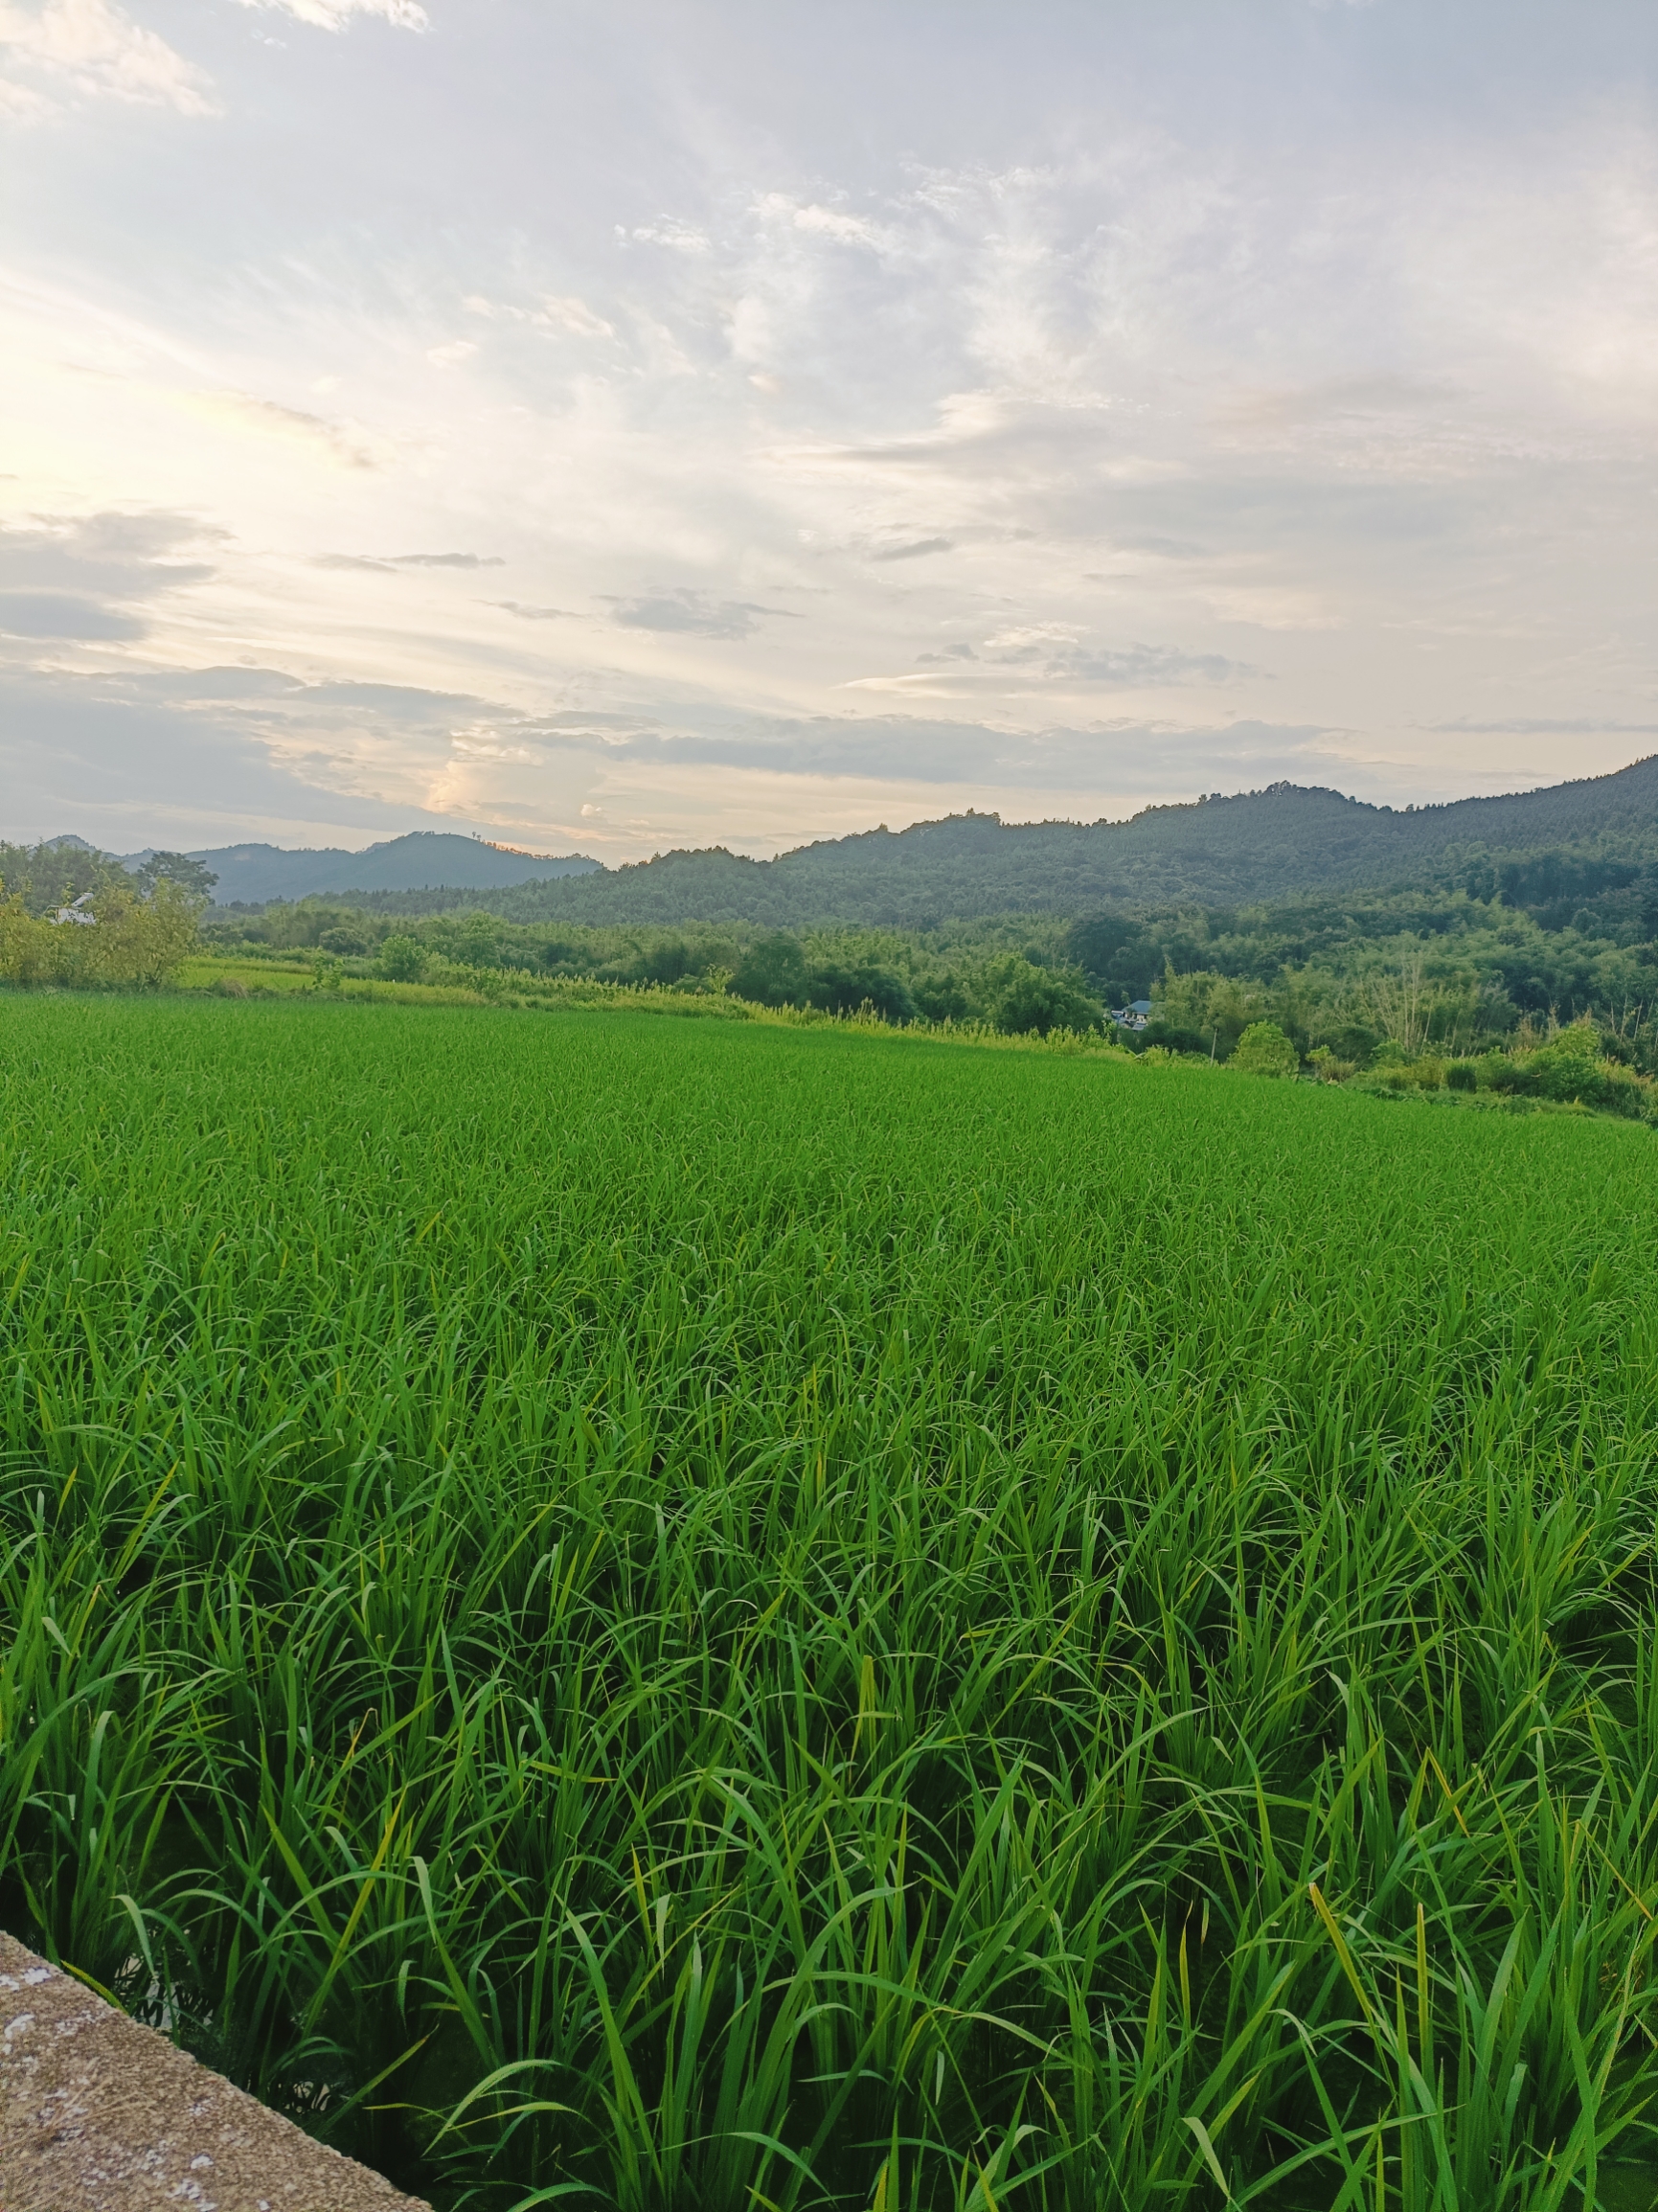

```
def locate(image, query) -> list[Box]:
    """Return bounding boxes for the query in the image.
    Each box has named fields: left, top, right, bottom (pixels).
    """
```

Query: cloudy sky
left=3, top=0, right=1658, bottom=860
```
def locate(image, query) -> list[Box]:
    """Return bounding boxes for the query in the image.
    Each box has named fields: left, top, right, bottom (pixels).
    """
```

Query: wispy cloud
left=0, top=0, right=215, bottom=115
left=1013, top=642, right=1258, bottom=687
left=622, top=219, right=712, bottom=255
left=391, top=551, right=505, bottom=569
left=233, top=0, right=426, bottom=32
left=188, top=392, right=380, bottom=468
left=870, top=536, right=955, bottom=562
left=316, top=549, right=506, bottom=572
left=607, top=590, right=790, bottom=640
left=0, top=511, right=222, bottom=597
left=0, top=512, right=219, bottom=647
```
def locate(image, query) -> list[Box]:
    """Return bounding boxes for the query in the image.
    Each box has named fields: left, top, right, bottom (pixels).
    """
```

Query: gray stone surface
left=0, top=1932, right=431, bottom=2212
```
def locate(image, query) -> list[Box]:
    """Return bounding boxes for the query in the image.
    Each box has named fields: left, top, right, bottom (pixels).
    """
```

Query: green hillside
left=185, top=832, right=599, bottom=904
left=347, top=754, right=1658, bottom=926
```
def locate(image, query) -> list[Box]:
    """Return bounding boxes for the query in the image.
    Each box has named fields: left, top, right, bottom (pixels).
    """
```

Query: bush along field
left=196, top=908, right=1111, bottom=1039
left=4, top=994, right=1658, bottom=2209
left=0, top=878, right=202, bottom=989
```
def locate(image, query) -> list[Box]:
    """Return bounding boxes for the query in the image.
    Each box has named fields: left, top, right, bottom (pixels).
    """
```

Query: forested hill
left=173, top=832, right=597, bottom=906
left=351, top=753, right=1658, bottom=927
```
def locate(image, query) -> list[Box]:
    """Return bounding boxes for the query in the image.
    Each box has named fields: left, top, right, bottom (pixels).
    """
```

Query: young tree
left=729, top=933, right=810, bottom=1007
left=379, top=935, right=428, bottom=982
left=134, top=852, right=218, bottom=903
left=1231, top=1020, right=1300, bottom=1077
left=988, top=957, right=1104, bottom=1037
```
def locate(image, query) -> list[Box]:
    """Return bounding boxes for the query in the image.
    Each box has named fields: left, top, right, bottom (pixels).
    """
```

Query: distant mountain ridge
left=40, top=753, right=1658, bottom=923
left=102, top=831, right=601, bottom=904
left=342, top=754, right=1658, bottom=927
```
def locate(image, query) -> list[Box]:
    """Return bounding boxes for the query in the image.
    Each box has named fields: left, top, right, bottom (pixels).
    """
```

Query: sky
left=4, top=1, right=1658, bottom=861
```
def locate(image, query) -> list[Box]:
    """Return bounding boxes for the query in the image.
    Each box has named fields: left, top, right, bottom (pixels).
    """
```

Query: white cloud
left=756, top=194, right=893, bottom=252
left=624, top=219, right=712, bottom=256
left=0, top=69, right=54, bottom=117
left=233, top=0, right=426, bottom=32
left=607, top=589, right=784, bottom=641
left=792, top=203, right=884, bottom=247
left=183, top=389, right=382, bottom=468
left=540, top=295, right=614, bottom=339
left=0, top=0, right=215, bottom=113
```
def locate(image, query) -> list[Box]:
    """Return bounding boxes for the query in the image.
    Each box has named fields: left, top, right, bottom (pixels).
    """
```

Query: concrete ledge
left=0, top=1932, right=431, bottom=2212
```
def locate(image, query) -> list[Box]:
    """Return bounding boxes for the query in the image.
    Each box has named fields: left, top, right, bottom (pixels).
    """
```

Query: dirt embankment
left=0, top=1933, right=431, bottom=2212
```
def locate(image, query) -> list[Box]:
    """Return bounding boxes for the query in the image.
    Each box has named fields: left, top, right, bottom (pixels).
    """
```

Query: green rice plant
left=3, top=995, right=1658, bottom=2206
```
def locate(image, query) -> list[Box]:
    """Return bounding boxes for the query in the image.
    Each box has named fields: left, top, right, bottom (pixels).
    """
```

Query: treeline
left=207, top=903, right=1106, bottom=1035
left=207, top=867, right=1658, bottom=1071
left=21, top=810, right=1658, bottom=1069
left=1065, top=878, right=1658, bottom=1053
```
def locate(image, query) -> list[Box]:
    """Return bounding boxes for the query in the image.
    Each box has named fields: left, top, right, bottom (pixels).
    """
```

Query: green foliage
left=0, top=879, right=200, bottom=989
left=728, top=929, right=809, bottom=1006
left=1478, top=1024, right=1655, bottom=1115
left=133, top=850, right=218, bottom=902
left=378, top=934, right=428, bottom=983
left=1230, top=1019, right=1300, bottom=1076
left=0, top=838, right=131, bottom=918
left=987, top=954, right=1104, bottom=1036
left=1060, top=884, right=1658, bottom=1075
left=5, top=1000, right=1658, bottom=2206
left=212, top=911, right=1057, bottom=1030
left=805, top=960, right=916, bottom=1023
left=197, top=881, right=1658, bottom=1094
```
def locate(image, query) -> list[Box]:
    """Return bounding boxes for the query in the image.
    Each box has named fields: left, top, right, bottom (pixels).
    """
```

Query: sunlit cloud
left=0, top=0, right=215, bottom=115
left=233, top=0, right=427, bottom=32
left=5, top=3, right=1658, bottom=856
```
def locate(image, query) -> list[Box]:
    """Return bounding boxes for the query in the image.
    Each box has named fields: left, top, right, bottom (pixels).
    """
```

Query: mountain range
left=37, top=752, right=1658, bottom=924
left=102, top=832, right=600, bottom=904
left=336, top=754, right=1658, bottom=927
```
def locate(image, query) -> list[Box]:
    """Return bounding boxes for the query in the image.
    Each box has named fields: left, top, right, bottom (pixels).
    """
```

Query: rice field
left=4, top=992, right=1658, bottom=2210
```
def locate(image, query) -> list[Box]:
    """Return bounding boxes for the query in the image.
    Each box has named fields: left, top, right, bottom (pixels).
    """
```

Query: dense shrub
left=729, top=932, right=810, bottom=1007
left=0, top=882, right=198, bottom=989
left=379, top=935, right=428, bottom=983
left=988, top=957, right=1104, bottom=1037
left=1137, top=1019, right=1212, bottom=1057
left=910, top=971, right=972, bottom=1023
left=1231, top=1019, right=1300, bottom=1077
left=1307, top=1046, right=1356, bottom=1082
left=806, top=962, right=916, bottom=1024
